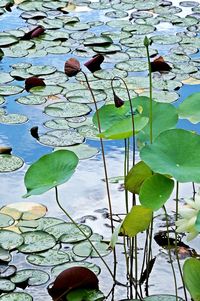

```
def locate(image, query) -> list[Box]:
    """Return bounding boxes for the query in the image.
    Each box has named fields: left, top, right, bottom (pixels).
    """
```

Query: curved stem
left=145, top=41, right=153, bottom=144
left=163, top=205, right=178, bottom=301
left=55, top=186, right=114, bottom=280
left=175, top=182, right=188, bottom=301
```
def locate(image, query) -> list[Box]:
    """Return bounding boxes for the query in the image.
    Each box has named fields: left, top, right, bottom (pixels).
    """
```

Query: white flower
left=176, top=193, right=200, bottom=241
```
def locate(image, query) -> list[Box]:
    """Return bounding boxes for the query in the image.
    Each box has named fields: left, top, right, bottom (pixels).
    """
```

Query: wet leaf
left=0, top=292, right=33, bottom=301
left=0, top=230, right=23, bottom=250
left=183, top=258, right=200, bottom=301
left=38, top=129, right=84, bottom=147
left=0, top=155, right=24, bottom=172
left=27, top=249, right=70, bottom=266
left=10, top=269, right=49, bottom=287
left=45, top=102, right=91, bottom=118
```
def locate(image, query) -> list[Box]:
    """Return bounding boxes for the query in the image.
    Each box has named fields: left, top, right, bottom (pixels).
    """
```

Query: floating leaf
left=16, top=95, right=46, bottom=105
left=178, top=92, right=200, bottom=124
left=139, top=174, right=174, bottom=210
left=0, top=292, right=33, bottom=301
left=0, top=155, right=23, bottom=172
left=10, top=269, right=49, bottom=287
left=122, top=205, right=153, bottom=237
left=38, top=129, right=84, bottom=147
left=144, top=295, right=184, bottom=300
left=18, top=231, right=56, bottom=253
left=26, top=249, right=70, bottom=266
left=0, top=213, right=14, bottom=228
left=45, top=102, right=91, bottom=118
left=66, top=288, right=104, bottom=301
left=0, top=230, right=23, bottom=250
left=73, top=240, right=110, bottom=258
left=0, top=114, right=28, bottom=124
left=0, top=202, right=47, bottom=220
left=0, top=85, right=23, bottom=96
left=0, top=248, right=12, bottom=262
left=44, top=118, right=69, bottom=130
left=0, top=33, right=18, bottom=47
left=51, top=262, right=100, bottom=278
left=45, top=222, right=92, bottom=243
left=125, top=161, right=152, bottom=194
left=30, top=85, right=63, bottom=96
left=141, top=129, right=200, bottom=183
left=55, top=144, right=99, bottom=160
left=24, top=150, right=78, bottom=197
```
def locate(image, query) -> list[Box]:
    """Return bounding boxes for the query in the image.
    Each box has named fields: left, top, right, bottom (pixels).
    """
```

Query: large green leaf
left=183, top=258, right=200, bottom=301
left=121, top=205, right=153, bottom=237
left=23, top=150, right=78, bottom=197
left=178, top=92, right=200, bottom=124
left=66, top=288, right=104, bottom=301
left=140, top=129, right=200, bottom=183
left=98, top=115, right=148, bottom=140
left=139, top=174, right=174, bottom=210
left=125, top=161, right=152, bottom=194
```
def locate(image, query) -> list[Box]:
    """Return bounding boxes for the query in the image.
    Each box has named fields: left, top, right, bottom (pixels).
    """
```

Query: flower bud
left=144, top=36, right=151, bottom=47
left=113, top=92, right=124, bottom=108
left=84, top=54, right=104, bottom=73
left=64, top=58, right=81, bottom=77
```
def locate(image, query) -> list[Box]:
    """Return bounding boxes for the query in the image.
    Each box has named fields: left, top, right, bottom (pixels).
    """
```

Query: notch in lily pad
left=23, top=150, right=79, bottom=197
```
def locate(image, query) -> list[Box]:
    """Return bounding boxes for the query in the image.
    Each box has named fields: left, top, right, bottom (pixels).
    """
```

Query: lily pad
left=0, top=114, right=28, bottom=124
left=0, top=85, right=23, bottom=96
left=0, top=202, right=47, bottom=220
left=38, top=129, right=84, bottom=147
left=16, top=95, right=46, bottom=105
left=0, top=230, right=23, bottom=250
left=24, top=150, right=79, bottom=197
left=0, top=33, right=18, bottom=47
left=30, top=85, right=63, bottom=96
left=44, top=118, right=69, bottom=130
left=45, top=222, right=92, bottom=243
left=141, top=129, right=200, bottom=183
left=28, top=65, right=56, bottom=76
left=73, top=240, right=110, bottom=258
left=0, top=279, right=15, bottom=293
left=10, top=69, right=31, bottom=80
left=0, top=73, right=13, bottom=84
left=151, top=34, right=182, bottom=45
left=51, top=261, right=101, bottom=277
left=144, top=295, right=184, bottom=300
left=93, top=69, right=128, bottom=80
left=0, top=155, right=24, bottom=172
left=26, top=249, right=70, bottom=266
left=115, top=60, right=148, bottom=72
left=45, top=102, right=91, bottom=118
left=66, top=89, right=106, bottom=104
left=0, top=292, right=33, bottom=301
left=139, top=90, right=179, bottom=103
left=0, top=213, right=14, bottom=228
left=84, top=36, right=113, bottom=47
left=178, top=92, right=200, bottom=124
left=10, top=269, right=49, bottom=286
left=18, top=231, right=56, bottom=253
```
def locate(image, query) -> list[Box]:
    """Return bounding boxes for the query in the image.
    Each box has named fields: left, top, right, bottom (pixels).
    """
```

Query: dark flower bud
left=113, top=92, right=124, bottom=108
left=25, top=76, right=45, bottom=92
left=64, top=58, right=81, bottom=77
left=84, top=54, right=104, bottom=73
left=23, top=26, right=45, bottom=40
left=30, top=126, right=39, bottom=140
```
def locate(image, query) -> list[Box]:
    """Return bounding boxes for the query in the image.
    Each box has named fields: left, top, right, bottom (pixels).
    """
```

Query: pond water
left=0, top=0, right=200, bottom=300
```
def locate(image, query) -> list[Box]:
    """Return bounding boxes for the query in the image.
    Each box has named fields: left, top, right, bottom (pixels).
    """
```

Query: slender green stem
left=123, top=234, right=130, bottom=281
left=111, top=76, right=135, bottom=166
left=175, top=182, right=188, bottom=301
left=192, top=182, right=196, bottom=200
left=124, top=139, right=129, bottom=214
left=145, top=39, right=153, bottom=144
left=55, top=186, right=114, bottom=280
left=163, top=205, right=178, bottom=301
left=145, top=217, right=154, bottom=296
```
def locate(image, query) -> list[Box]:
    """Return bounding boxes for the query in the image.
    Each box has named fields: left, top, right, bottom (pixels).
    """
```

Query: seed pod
left=48, top=266, right=99, bottom=301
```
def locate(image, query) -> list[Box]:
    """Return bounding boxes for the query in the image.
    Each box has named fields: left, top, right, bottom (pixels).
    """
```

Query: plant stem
left=163, top=205, right=178, bottom=301
left=175, top=182, right=188, bottom=301
left=55, top=186, right=115, bottom=280
left=192, top=182, right=196, bottom=200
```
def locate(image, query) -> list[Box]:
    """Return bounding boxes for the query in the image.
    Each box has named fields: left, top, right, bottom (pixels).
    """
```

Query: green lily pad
left=11, top=63, right=32, bottom=69
left=144, top=295, right=184, bottom=300
left=0, top=85, right=23, bottom=96
left=78, top=125, right=99, bottom=140
left=0, top=114, right=28, bottom=124
left=139, top=90, right=179, bottom=103
left=0, top=292, right=33, bottom=301
left=0, top=213, right=14, bottom=228
left=127, top=48, right=158, bottom=58
left=178, top=92, right=200, bottom=124
left=121, top=205, right=153, bottom=237
left=0, top=96, right=5, bottom=105
left=16, top=95, right=46, bottom=105
left=38, top=129, right=84, bottom=147
left=183, top=258, right=200, bottom=301
left=66, top=288, right=104, bottom=301
left=46, top=46, right=70, bottom=55
left=66, top=89, right=106, bottom=104
left=151, top=34, right=182, bottom=45
left=105, top=10, right=128, bottom=18
left=30, top=85, right=63, bottom=96
left=0, top=202, right=47, bottom=221
left=73, top=240, right=110, bottom=258
left=28, top=65, right=56, bottom=76
left=44, top=118, right=69, bottom=130
left=173, top=63, right=198, bottom=74
left=55, top=144, right=99, bottom=160
left=122, top=24, right=155, bottom=35
left=24, top=150, right=79, bottom=197
left=141, top=129, right=200, bottom=183
left=0, top=73, right=13, bottom=84
left=93, top=69, right=128, bottom=80
left=0, top=279, right=15, bottom=293
left=0, top=33, right=18, bottom=47
left=51, top=261, right=100, bottom=277
left=18, top=231, right=56, bottom=253
left=84, top=36, right=113, bottom=47
left=26, top=249, right=70, bottom=266
left=10, top=69, right=31, bottom=80
left=0, top=155, right=24, bottom=172
left=139, top=174, right=174, bottom=210
left=93, top=44, right=122, bottom=54
left=10, top=269, right=49, bottom=286
left=20, top=10, right=47, bottom=20
left=0, top=230, right=23, bottom=250
left=115, top=60, right=148, bottom=72
left=44, top=102, right=91, bottom=118
left=42, top=71, right=68, bottom=86
left=45, top=222, right=92, bottom=243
